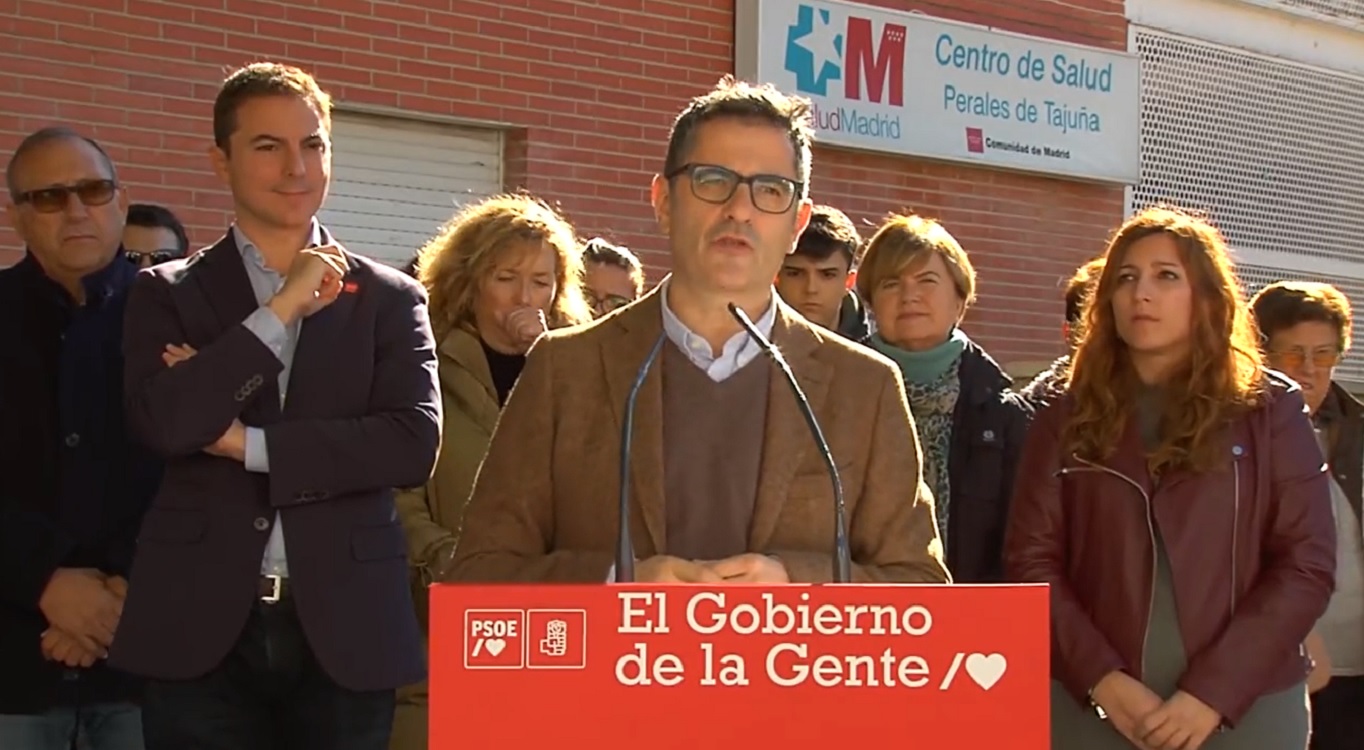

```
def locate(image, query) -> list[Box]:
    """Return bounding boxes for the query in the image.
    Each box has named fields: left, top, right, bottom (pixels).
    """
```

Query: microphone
left=615, top=332, right=669, bottom=583
left=728, top=302, right=852, bottom=584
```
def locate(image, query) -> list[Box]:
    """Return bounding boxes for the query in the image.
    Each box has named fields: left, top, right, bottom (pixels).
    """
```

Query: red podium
left=430, top=583, right=1049, bottom=748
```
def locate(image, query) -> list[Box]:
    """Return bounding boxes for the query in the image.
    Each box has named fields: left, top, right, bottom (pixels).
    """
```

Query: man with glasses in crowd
left=448, top=76, right=948, bottom=586
left=122, top=203, right=189, bottom=269
left=0, top=126, right=161, bottom=749
left=581, top=236, right=644, bottom=317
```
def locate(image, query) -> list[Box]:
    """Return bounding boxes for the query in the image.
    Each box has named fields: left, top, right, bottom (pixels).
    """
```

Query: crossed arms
left=121, top=261, right=442, bottom=505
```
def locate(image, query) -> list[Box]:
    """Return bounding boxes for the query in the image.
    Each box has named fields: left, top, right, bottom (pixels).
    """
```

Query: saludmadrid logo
left=783, top=3, right=905, bottom=140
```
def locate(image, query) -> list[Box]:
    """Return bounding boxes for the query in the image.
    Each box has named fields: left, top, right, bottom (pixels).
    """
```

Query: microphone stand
left=727, top=303, right=852, bottom=584
left=615, top=332, right=668, bottom=583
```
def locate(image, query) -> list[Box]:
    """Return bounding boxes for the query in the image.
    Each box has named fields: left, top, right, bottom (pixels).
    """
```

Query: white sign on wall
left=734, top=0, right=1142, bottom=184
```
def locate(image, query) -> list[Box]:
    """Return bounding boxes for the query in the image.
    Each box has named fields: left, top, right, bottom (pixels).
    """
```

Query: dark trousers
left=1310, top=675, right=1364, bottom=750
left=141, top=594, right=394, bottom=750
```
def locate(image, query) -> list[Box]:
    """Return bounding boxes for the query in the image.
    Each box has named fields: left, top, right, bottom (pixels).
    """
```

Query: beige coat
left=398, top=327, right=502, bottom=571
left=391, top=326, right=502, bottom=750
left=448, top=287, right=949, bottom=584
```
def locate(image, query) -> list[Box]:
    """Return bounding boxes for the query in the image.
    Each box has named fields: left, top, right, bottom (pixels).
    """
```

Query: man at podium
left=446, top=77, right=949, bottom=586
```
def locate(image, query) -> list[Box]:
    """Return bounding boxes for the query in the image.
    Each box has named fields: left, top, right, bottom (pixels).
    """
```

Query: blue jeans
left=0, top=702, right=144, bottom=750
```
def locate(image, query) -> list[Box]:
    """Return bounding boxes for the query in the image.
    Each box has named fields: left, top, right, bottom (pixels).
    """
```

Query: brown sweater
left=661, top=342, right=771, bottom=560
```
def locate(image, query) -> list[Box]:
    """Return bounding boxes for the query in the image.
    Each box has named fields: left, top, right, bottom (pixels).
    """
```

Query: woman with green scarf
left=856, top=213, right=1032, bottom=583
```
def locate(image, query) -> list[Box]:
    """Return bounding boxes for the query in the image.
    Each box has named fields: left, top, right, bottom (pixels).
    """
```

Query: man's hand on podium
left=635, top=556, right=724, bottom=583
left=706, top=554, right=790, bottom=583
left=632, top=554, right=791, bottom=584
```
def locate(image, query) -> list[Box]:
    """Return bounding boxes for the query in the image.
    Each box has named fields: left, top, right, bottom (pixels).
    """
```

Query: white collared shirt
left=658, top=280, right=777, bottom=382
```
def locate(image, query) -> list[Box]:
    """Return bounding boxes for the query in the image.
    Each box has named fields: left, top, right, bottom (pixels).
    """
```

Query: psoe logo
left=784, top=3, right=906, bottom=106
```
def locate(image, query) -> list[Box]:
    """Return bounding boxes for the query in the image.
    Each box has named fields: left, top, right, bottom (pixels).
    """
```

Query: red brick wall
left=0, top=0, right=1127, bottom=369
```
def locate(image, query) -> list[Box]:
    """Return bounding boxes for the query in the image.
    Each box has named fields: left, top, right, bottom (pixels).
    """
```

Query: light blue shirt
left=235, top=220, right=323, bottom=577
left=658, top=280, right=777, bottom=381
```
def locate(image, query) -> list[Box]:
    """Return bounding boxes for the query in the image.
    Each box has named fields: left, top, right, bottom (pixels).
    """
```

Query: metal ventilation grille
left=1130, top=28, right=1364, bottom=386
left=1266, top=0, right=1364, bottom=24
left=1239, top=264, right=1364, bottom=384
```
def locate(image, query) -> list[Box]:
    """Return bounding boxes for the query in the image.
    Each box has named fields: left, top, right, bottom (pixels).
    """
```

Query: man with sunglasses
left=122, top=203, right=189, bottom=269
left=0, top=127, right=161, bottom=748
left=448, top=77, right=949, bottom=587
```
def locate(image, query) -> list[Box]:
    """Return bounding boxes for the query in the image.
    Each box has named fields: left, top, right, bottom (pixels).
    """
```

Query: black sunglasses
left=124, top=250, right=179, bottom=267
left=665, top=164, right=803, bottom=214
left=15, top=179, right=118, bottom=213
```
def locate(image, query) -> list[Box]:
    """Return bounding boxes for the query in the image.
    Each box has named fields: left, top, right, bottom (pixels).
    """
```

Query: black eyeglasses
left=665, top=164, right=803, bottom=214
left=15, top=179, right=118, bottom=213
left=124, top=250, right=179, bottom=268
left=586, top=289, right=633, bottom=315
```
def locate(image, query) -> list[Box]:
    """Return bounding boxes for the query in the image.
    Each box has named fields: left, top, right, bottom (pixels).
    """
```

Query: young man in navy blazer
left=109, top=62, right=441, bottom=750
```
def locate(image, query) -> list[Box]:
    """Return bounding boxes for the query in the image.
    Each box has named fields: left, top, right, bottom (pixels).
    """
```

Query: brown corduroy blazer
left=447, top=285, right=949, bottom=584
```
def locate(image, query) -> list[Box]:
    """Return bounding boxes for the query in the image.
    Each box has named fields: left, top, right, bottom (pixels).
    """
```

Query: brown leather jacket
left=1004, top=375, right=1335, bottom=726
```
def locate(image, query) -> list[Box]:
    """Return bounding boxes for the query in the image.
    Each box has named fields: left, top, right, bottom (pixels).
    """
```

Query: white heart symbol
left=964, top=653, right=1007, bottom=690
left=484, top=638, right=506, bottom=657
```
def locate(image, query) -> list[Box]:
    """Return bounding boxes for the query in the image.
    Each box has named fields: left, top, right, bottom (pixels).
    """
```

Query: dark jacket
left=945, top=340, right=1034, bottom=582
left=1317, top=381, right=1363, bottom=523
left=107, top=230, right=441, bottom=692
left=0, top=253, right=161, bottom=713
left=1018, top=353, right=1069, bottom=409
left=834, top=289, right=873, bottom=342
left=1004, top=375, right=1336, bottom=726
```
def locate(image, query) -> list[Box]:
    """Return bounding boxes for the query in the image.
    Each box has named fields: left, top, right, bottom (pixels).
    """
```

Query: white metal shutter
left=1129, top=27, right=1364, bottom=385
left=319, top=112, right=502, bottom=266
left=1239, top=0, right=1364, bottom=25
